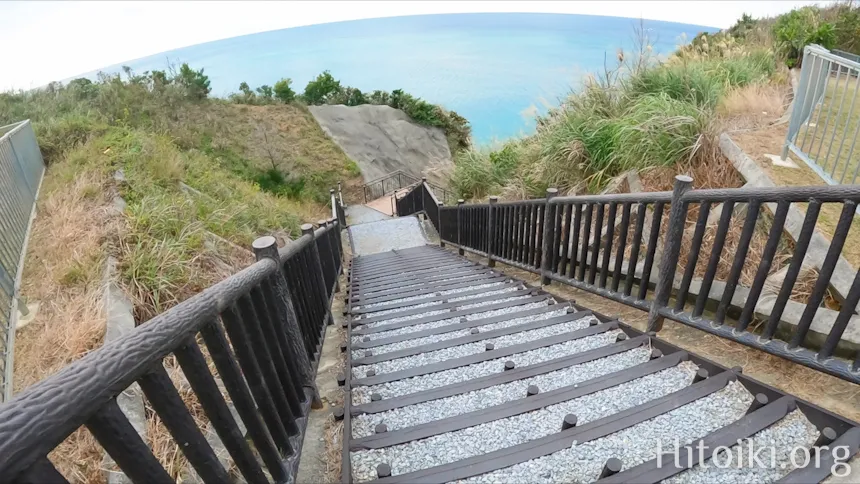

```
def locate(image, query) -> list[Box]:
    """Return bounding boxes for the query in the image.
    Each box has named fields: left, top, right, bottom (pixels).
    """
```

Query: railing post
left=540, top=188, right=559, bottom=285
left=647, top=175, right=693, bottom=332
left=421, top=177, right=427, bottom=215
left=330, top=189, right=338, bottom=221
left=488, top=196, right=498, bottom=267
left=438, top=202, right=445, bottom=248
left=302, top=224, right=336, bottom=327
left=398, top=172, right=402, bottom=189
left=457, top=199, right=465, bottom=255
left=252, top=235, right=321, bottom=408
left=337, top=181, right=344, bottom=208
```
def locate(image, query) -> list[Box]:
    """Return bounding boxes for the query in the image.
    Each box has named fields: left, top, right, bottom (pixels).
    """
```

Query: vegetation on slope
left=231, top=70, right=472, bottom=154
left=449, top=2, right=860, bottom=200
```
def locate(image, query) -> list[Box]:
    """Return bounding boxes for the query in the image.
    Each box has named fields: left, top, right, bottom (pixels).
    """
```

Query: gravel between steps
left=357, top=282, right=508, bottom=310
left=351, top=347, right=652, bottom=438
left=457, top=381, right=754, bottom=484
left=356, top=272, right=491, bottom=297
left=352, top=316, right=596, bottom=377
left=351, top=302, right=551, bottom=343
left=356, top=285, right=518, bottom=316
left=663, top=410, right=819, bottom=484
left=351, top=330, right=622, bottom=404
left=350, top=307, right=569, bottom=359
left=351, top=362, right=698, bottom=481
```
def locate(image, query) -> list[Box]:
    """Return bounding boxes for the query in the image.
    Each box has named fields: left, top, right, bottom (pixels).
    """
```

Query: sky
left=1, top=0, right=831, bottom=91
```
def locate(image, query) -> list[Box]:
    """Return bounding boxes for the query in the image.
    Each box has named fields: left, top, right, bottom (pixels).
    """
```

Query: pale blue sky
left=1, top=0, right=831, bottom=90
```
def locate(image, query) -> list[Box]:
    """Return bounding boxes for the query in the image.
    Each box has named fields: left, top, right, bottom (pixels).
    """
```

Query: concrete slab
left=348, top=217, right=429, bottom=256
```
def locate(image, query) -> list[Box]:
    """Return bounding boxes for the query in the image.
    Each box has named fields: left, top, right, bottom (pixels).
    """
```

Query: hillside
left=0, top=70, right=362, bottom=480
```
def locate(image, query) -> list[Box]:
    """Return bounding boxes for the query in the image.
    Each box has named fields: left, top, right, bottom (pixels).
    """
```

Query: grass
left=449, top=38, right=780, bottom=200
left=5, top=70, right=360, bottom=480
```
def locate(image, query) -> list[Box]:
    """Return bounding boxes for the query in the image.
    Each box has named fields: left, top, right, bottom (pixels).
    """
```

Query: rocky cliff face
left=308, top=104, right=453, bottom=186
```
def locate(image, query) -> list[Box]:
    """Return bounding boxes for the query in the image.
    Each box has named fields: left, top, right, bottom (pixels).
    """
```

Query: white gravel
left=350, top=362, right=698, bottom=480
left=352, top=316, right=597, bottom=378
left=356, top=282, right=508, bottom=310
left=350, top=307, right=569, bottom=359
left=356, top=300, right=445, bottom=320
left=355, top=271, right=485, bottom=297
left=351, top=330, right=622, bottom=404
left=663, top=410, right=819, bottom=484
left=351, top=302, right=551, bottom=343
left=350, top=346, right=651, bottom=437
left=356, top=309, right=452, bottom=329
left=457, top=381, right=754, bottom=484
left=356, top=283, right=512, bottom=312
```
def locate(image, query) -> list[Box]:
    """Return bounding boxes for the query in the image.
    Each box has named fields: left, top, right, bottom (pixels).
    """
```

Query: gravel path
left=350, top=307, right=568, bottom=359
left=351, top=330, right=622, bottom=404
left=351, top=347, right=652, bottom=439
left=351, top=362, right=698, bottom=480
left=352, top=316, right=596, bottom=377
left=349, top=217, right=429, bottom=255
left=663, top=410, right=819, bottom=484
left=458, top=381, right=754, bottom=484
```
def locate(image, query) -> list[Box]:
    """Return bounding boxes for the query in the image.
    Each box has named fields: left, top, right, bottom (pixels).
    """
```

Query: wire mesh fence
left=0, top=120, right=45, bottom=403
left=783, top=44, right=860, bottom=184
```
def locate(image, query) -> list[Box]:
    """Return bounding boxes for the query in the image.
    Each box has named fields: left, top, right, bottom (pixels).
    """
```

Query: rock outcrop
left=308, top=104, right=453, bottom=186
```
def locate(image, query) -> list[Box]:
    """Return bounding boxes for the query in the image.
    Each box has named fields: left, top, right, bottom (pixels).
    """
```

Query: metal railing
left=783, top=44, right=860, bottom=184
left=0, top=119, right=45, bottom=403
left=401, top=178, right=860, bottom=385
left=360, top=170, right=455, bottom=204
left=0, top=219, right=343, bottom=482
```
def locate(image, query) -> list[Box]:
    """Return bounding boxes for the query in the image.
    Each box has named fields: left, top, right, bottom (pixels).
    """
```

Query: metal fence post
left=337, top=181, right=344, bottom=208
left=252, top=235, right=322, bottom=408
left=457, top=199, right=465, bottom=255
left=540, top=188, right=559, bottom=285
left=647, top=175, right=693, bottom=332
left=488, top=196, right=498, bottom=267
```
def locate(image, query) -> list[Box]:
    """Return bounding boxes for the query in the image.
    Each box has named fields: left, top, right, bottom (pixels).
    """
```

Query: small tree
left=256, top=85, right=274, bottom=99
left=239, top=82, right=252, bottom=96
left=174, top=63, right=211, bottom=99
left=273, top=78, right=295, bottom=103
left=302, top=71, right=341, bottom=105
left=774, top=7, right=836, bottom=67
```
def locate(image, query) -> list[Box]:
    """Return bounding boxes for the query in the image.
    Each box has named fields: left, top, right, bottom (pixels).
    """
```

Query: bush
left=773, top=7, right=836, bottom=67
left=273, top=78, right=295, bottom=103
left=302, top=71, right=341, bottom=104
left=174, top=63, right=211, bottom=100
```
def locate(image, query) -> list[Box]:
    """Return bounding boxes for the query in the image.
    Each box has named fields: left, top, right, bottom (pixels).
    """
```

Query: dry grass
left=13, top=167, right=118, bottom=481
left=718, top=82, right=790, bottom=131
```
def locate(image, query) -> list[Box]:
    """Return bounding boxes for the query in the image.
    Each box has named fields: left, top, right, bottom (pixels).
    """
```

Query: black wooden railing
left=361, top=170, right=454, bottom=204
left=394, top=178, right=444, bottom=229
left=402, top=177, right=860, bottom=385
left=0, top=219, right=344, bottom=482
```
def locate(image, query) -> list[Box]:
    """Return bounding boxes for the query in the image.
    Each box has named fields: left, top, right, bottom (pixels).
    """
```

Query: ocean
left=82, top=13, right=717, bottom=145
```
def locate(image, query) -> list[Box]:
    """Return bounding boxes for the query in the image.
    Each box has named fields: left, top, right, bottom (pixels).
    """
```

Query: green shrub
left=774, top=7, right=836, bottom=66
left=302, top=71, right=341, bottom=104
left=273, top=78, right=295, bottom=103
left=174, top=63, right=211, bottom=99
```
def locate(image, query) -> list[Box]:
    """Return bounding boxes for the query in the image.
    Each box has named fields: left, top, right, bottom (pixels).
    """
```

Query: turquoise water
left=84, top=13, right=716, bottom=145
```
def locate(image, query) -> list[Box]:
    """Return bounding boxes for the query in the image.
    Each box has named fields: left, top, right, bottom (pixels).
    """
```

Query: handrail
left=358, top=170, right=455, bottom=204
left=0, top=219, right=344, bottom=482
left=426, top=177, right=860, bottom=385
